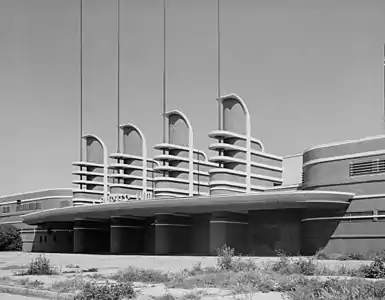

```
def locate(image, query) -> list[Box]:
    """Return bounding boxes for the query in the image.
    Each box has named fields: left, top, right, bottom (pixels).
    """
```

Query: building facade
left=3, top=93, right=385, bottom=256
left=0, top=189, right=72, bottom=251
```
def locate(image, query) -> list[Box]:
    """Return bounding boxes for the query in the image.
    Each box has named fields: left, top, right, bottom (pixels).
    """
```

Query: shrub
left=271, top=251, right=318, bottom=276
left=82, top=267, right=98, bottom=273
left=359, top=254, right=385, bottom=279
left=113, top=266, right=169, bottom=283
left=0, top=224, right=22, bottom=251
left=74, top=281, right=135, bottom=300
left=18, top=254, right=57, bottom=275
left=216, top=245, right=235, bottom=271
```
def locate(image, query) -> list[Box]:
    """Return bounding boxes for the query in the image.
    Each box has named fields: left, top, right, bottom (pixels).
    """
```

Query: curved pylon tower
left=208, top=94, right=283, bottom=195
left=153, top=110, right=216, bottom=198
left=109, top=124, right=157, bottom=200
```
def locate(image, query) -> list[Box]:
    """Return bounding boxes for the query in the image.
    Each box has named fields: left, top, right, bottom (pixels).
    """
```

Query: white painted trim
left=209, top=168, right=283, bottom=183
left=154, top=165, right=209, bottom=176
left=110, top=153, right=155, bottom=163
left=108, top=184, right=154, bottom=191
left=303, top=149, right=385, bottom=168
left=110, top=225, right=144, bottom=229
left=283, top=153, right=303, bottom=159
left=72, top=180, right=104, bottom=186
left=208, top=130, right=264, bottom=151
left=111, top=215, right=145, bottom=220
left=0, top=195, right=72, bottom=206
left=153, top=177, right=209, bottom=186
left=209, top=180, right=267, bottom=191
left=109, top=174, right=154, bottom=181
left=154, top=143, right=209, bottom=161
left=265, top=184, right=300, bottom=190
left=82, top=134, right=109, bottom=203
left=155, top=213, right=190, bottom=217
left=209, top=143, right=282, bottom=161
left=154, top=154, right=217, bottom=167
left=209, top=186, right=247, bottom=193
left=73, top=161, right=104, bottom=168
left=301, top=215, right=378, bottom=222
left=108, top=163, right=155, bottom=172
left=353, top=193, right=385, bottom=200
left=0, top=188, right=72, bottom=200
left=209, top=156, right=283, bottom=172
left=154, top=187, right=209, bottom=196
left=72, top=198, right=102, bottom=204
left=210, top=220, right=248, bottom=225
left=72, top=171, right=104, bottom=177
left=73, top=227, right=105, bottom=231
left=0, top=221, right=23, bottom=225
left=154, top=223, right=191, bottom=227
left=304, top=134, right=385, bottom=154
left=73, top=189, right=105, bottom=195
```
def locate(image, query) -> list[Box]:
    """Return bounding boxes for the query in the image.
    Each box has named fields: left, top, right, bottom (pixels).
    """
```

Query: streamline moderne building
left=3, top=93, right=385, bottom=256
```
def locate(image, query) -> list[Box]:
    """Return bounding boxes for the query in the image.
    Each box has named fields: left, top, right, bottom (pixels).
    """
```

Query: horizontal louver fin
left=350, top=159, right=385, bottom=177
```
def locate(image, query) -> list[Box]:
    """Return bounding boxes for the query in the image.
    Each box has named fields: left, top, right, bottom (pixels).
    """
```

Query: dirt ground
left=0, top=252, right=372, bottom=300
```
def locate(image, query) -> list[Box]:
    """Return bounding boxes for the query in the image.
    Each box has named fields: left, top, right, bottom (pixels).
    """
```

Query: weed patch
left=74, top=281, right=135, bottom=300
left=113, top=266, right=169, bottom=284
left=16, top=255, right=57, bottom=276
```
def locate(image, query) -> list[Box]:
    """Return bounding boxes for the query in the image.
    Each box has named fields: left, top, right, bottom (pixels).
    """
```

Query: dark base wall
left=22, top=209, right=385, bottom=256
left=73, top=220, right=110, bottom=254
left=249, top=209, right=302, bottom=256
left=110, top=216, right=146, bottom=254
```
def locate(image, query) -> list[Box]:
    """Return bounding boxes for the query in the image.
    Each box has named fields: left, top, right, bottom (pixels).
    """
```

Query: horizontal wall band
left=73, top=227, right=107, bottom=231
left=301, top=215, right=385, bottom=222
left=155, top=213, right=190, bottom=218
left=331, top=234, right=385, bottom=239
left=153, top=224, right=191, bottom=227
left=0, top=195, right=72, bottom=206
left=303, top=149, right=385, bottom=168
left=110, top=225, right=144, bottom=229
left=21, top=229, right=73, bottom=233
left=303, top=135, right=385, bottom=155
left=0, top=188, right=72, bottom=201
left=210, top=221, right=248, bottom=225
left=111, top=215, right=145, bottom=220
left=353, top=193, right=385, bottom=200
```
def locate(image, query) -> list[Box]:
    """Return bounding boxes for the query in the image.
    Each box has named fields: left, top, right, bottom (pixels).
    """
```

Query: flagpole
left=117, top=0, right=121, bottom=152
left=217, top=0, right=221, bottom=130
left=80, top=0, right=83, bottom=161
left=162, top=0, right=167, bottom=143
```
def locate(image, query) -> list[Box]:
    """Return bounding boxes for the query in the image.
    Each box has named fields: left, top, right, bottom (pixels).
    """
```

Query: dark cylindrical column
left=110, top=216, right=146, bottom=254
left=154, top=214, right=191, bottom=255
left=73, top=219, right=110, bottom=254
left=209, top=212, right=248, bottom=255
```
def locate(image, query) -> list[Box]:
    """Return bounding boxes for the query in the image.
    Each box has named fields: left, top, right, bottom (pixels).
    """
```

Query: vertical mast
left=117, top=0, right=121, bottom=152
left=162, top=0, right=167, bottom=143
left=217, top=0, right=221, bottom=130
left=383, top=44, right=385, bottom=132
left=80, top=0, right=83, bottom=161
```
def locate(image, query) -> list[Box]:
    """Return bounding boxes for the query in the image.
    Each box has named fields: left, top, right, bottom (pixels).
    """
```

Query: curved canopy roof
left=22, top=190, right=354, bottom=225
